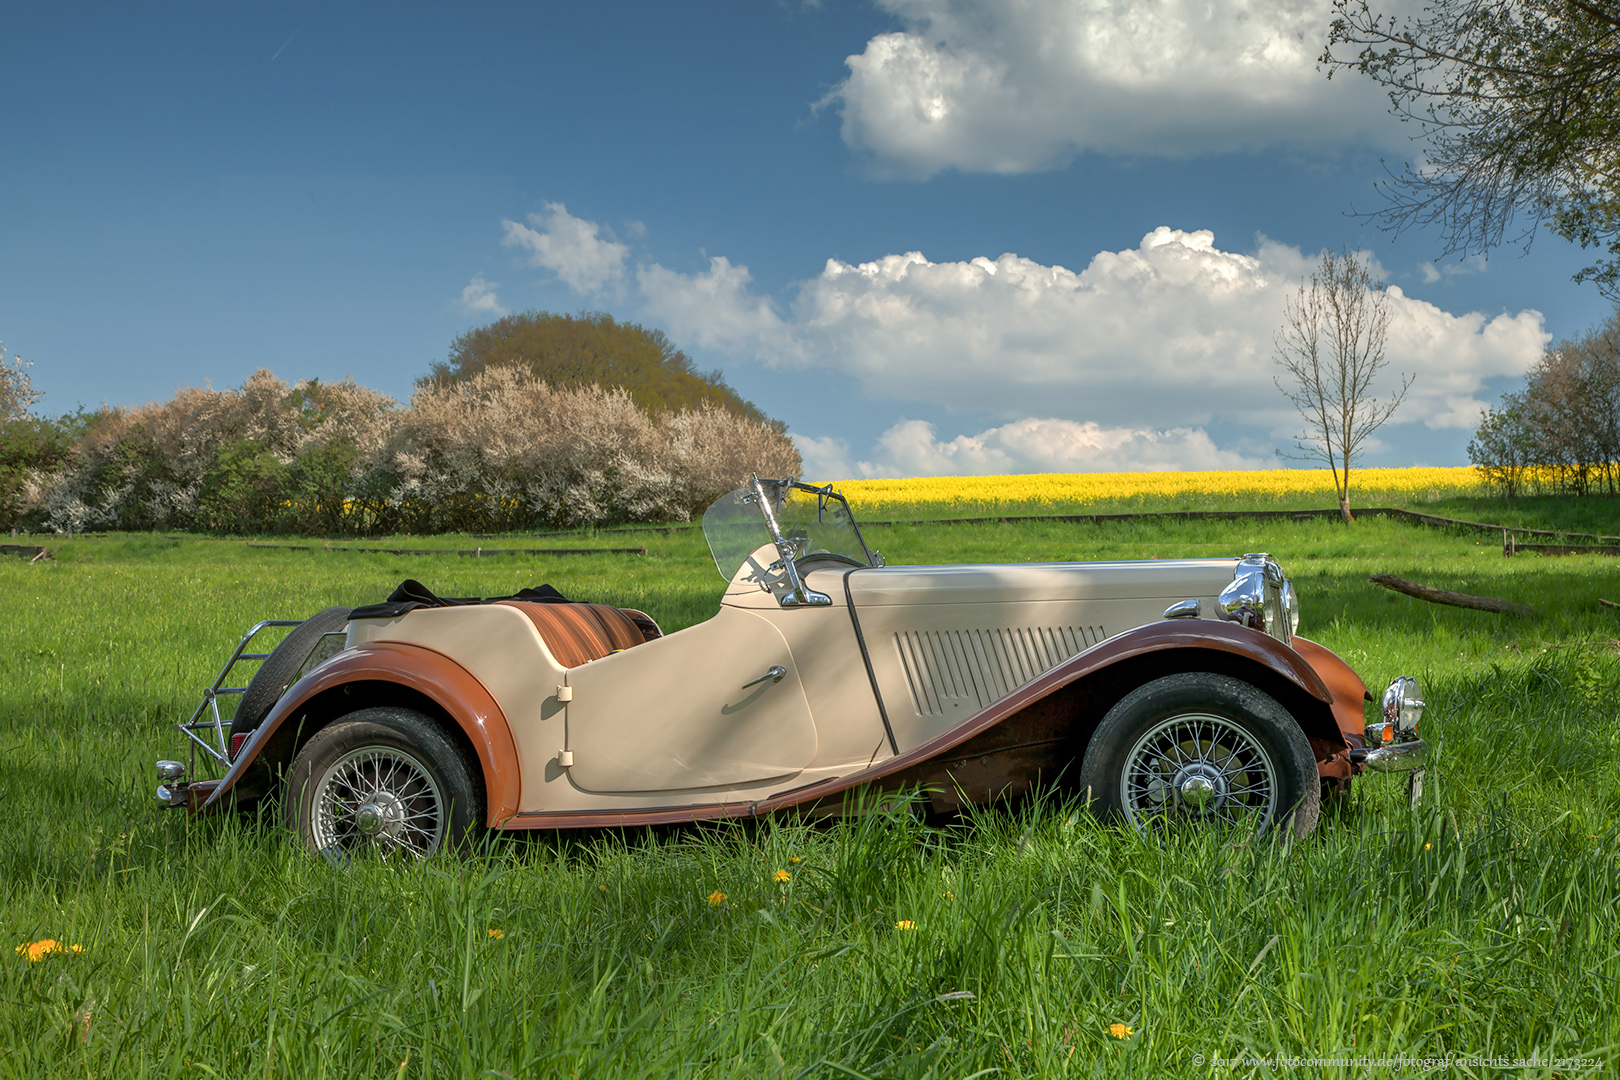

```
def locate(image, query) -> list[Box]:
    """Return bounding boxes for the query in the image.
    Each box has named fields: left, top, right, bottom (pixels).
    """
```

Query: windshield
left=702, top=479, right=876, bottom=581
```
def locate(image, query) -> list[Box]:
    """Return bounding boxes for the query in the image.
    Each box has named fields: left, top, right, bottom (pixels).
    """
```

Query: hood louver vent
left=895, top=625, right=1105, bottom=717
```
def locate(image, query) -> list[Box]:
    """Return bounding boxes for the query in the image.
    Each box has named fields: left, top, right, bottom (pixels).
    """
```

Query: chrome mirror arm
left=750, top=475, right=832, bottom=608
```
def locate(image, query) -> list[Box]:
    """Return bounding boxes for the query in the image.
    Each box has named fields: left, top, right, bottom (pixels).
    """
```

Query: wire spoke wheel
left=286, top=708, right=483, bottom=863
left=310, top=746, right=446, bottom=862
left=1079, top=673, right=1320, bottom=839
left=1120, top=711, right=1277, bottom=830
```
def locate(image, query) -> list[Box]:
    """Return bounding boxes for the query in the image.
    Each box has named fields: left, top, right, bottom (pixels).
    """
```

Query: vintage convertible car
left=156, top=478, right=1429, bottom=858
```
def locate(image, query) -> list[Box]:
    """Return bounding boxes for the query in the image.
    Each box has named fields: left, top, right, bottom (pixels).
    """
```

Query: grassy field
left=3, top=504, right=1620, bottom=1077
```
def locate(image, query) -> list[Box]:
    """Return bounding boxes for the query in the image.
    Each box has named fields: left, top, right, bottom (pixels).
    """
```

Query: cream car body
left=158, top=478, right=1430, bottom=856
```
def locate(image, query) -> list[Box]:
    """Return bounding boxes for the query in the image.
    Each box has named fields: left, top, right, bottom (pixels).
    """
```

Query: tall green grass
left=2, top=516, right=1618, bottom=1077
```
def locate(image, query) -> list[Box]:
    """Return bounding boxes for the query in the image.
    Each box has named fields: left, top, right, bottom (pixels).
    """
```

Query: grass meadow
left=3, top=494, right=1620, bottom=1077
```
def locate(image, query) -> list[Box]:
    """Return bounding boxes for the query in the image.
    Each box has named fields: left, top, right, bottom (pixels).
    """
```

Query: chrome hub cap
left=309, top=746, right=445, bottom=862
left=1178, top=771, right=1220, bottom=809
left=1121, top=712, right=1277, bottom=829
left=353, top=791, right=408, bottom=838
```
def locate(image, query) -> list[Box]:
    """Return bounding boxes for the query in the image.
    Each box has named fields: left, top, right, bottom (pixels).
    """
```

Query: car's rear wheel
left=1079, top=672, right=1320, bottom=838
left=285, top=707, right=484, bottom=862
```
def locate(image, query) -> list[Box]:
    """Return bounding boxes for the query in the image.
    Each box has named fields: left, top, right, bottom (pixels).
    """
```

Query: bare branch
left=1323, top=0, right=1620, bottom=297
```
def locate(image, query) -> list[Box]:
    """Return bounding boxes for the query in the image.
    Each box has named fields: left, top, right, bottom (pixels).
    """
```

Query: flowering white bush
left=19, top=367, right=798, bottom=534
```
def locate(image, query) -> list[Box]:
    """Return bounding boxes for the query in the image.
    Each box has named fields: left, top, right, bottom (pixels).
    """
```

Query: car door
left=560, top=605, right=819, bottom=793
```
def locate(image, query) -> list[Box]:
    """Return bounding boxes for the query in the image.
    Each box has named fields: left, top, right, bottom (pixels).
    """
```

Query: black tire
left=1078, top=672, right=1321, bottom=839
left=230, top=606, right=351, bottom=740
left=285, top=707, right=485, bottom=862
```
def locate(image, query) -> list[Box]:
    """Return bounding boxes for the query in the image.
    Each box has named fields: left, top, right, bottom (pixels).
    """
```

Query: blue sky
left=3, top=1, right=1614, bottom=479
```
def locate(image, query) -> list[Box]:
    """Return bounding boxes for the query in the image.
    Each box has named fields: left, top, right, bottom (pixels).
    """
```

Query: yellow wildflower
left=773, top=869, right=791, bottom=883
left=707, top=891, right=726, bottom=908
left=1108, top=1023, right=1134, bottom=1040
left=895, top=920, right=915, bottom=930
left=825, top=466, right=1486, bottom=515
left=788, top=856, right=802, bottom=865
left=15, top=939, right=81, bottom=962
left=487, top=928, right=504, bottom=939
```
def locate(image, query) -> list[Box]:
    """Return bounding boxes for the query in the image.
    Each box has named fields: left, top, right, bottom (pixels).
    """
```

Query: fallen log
left=1368, top=574, right=1538, bottom=618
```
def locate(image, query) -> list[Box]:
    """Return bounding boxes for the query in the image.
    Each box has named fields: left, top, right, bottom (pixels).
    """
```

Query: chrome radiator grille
left=894, top=625, right=1105, bottom=716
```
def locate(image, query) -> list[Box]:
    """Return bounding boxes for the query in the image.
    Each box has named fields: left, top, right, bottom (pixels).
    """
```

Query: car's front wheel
left=285, top=707, right=484, bottom=862
left=1078, top=672, right=1320, bottom=838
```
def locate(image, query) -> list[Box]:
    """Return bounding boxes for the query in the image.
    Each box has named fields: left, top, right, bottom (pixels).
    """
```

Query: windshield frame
left=701, top=477, right=880, bottom=595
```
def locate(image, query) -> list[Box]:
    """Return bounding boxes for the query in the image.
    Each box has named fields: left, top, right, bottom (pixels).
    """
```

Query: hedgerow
left=12, top=368, right=799, bottom=534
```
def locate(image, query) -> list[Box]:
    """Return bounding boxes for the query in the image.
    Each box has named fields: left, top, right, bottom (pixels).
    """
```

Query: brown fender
left=836, top=616, right=1336, bottom=782
left=1291, top=636, right=1369, bottom=745
left=201, top=641, right=522, bottom=825
left=1290, top=635, right=1370, bottom=781
left=500, top=618, right=1338, bottom=829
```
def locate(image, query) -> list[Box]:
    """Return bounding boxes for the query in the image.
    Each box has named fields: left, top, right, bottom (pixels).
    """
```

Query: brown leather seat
left=495, top=601, right=650, bottom=668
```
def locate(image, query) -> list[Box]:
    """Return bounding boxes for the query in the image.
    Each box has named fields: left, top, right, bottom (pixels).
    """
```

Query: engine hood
left=841, top=559, right=1241, bottom=607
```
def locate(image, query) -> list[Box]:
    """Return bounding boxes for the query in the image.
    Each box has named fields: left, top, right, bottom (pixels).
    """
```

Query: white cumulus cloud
left=645, top=225, right=1546, bottom=434
left=826, top=0, right=1398, bottom=175
left=862, top=418, right=1267, bottom=478
left=457, top=274, right=507, bottom=317
left=502, top=202, right=628, bottom=293
left=637, top=256, right=792, bottom=354
left=793, top=418, right=1260, bottom=480
left=505, top=205, right=1549, bottom=474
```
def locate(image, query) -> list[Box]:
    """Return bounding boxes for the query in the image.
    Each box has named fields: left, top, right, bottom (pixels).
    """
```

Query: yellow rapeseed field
left=827, top=467, right=1484, bottom=515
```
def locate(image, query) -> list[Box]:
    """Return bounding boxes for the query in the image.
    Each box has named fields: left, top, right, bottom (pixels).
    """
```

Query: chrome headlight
left=1280, top=578, right=1300, bottom=637
left=1381, top=676, right=1425, bottom=734
left=1219, top=553, right=1294, bottom=645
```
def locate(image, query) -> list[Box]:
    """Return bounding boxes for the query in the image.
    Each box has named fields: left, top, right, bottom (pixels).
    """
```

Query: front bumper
left=1350, top=737, right=1429, bottom=773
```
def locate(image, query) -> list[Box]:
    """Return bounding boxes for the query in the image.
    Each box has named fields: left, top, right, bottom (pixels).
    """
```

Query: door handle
left=741, top=665, right=786, bottom=689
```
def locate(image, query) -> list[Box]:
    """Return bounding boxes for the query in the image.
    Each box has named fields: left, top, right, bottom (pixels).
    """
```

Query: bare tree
left=1274, top=250, right=1413, bottom=523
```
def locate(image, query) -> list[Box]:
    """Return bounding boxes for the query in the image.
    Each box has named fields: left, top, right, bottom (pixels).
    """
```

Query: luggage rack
left=177, top=620, right=302, bottom=775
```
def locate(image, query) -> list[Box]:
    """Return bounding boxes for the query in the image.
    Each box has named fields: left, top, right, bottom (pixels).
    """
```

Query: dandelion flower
left=773, top=869, right=791, bottom=883
left=1108, top=1023, right=1133, bottom=1040
left=895, top=920, right=915, bottom=930
left=15, top=939, right=74, bottom=962
left=788, top=856, right=802, bottom=865
left=707, top=891, right=726, bottom=908
left=487, top=928, right=504, bottom=939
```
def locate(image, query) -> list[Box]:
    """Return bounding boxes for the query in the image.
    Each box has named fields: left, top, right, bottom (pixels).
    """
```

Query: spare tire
left=229, top=606, right=352, bottom=740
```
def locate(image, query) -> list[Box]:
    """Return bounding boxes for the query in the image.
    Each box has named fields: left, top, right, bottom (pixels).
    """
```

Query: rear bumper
left=155, top=779, right=221, bottom=811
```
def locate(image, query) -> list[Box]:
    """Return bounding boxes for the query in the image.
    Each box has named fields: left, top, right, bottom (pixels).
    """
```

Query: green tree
left=1324, top=1, right=1620, bottom=297
left=421, top=311, right=784, bottom=430
left=1468, top=400, right=1536, bottom=496
left=0, top=343, right=69, bottom=530
left=0, top=343, right=42, bottom=423
left=1470, top=304, right=1620, bottom=495
left=197, top=439, right=291, bottom=533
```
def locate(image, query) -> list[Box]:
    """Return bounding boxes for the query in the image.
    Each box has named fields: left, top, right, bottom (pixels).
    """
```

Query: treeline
left=0, top=313, right=800, bottom=534
left=1470, top=306, right=1620, bottom=496
left=5, top=368, right=798, bottom=535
